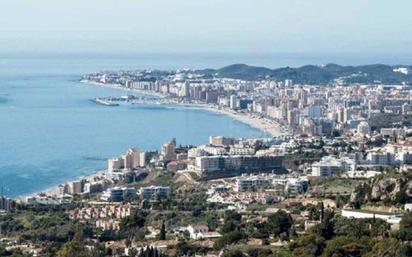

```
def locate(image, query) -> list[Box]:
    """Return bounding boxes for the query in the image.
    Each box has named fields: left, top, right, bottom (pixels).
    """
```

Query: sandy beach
left=83, top=80, right=289, bottom=137
left=21, top=81, right=288, bottom=199
left=176, top=102, right=288, bottom=137
left=19, top=169, right=108, bottom=200
left=205, top=106, right=289, bottom=137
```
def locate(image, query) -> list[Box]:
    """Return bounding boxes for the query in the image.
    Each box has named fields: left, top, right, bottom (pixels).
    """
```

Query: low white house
left=341, top=209, right=401, bottom=224
left=186, top=225, right=221, bottom=240
left=345, top=170, right=380, bottom=179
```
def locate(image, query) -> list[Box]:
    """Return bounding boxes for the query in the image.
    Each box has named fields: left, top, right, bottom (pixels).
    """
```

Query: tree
left=245, top=220, right=269, bottom=239
left=398, top=212, right=412, bottom=240
left=221, top=249, right=246, bottom=257
left=321, top=236, right=374, bottom=257
left=320, top=202, right=324, bottom=220
left=333, top=217, right=369, bottom=238
left=224, top=211, right=242, bottom=223
left=138, top=246, right=168, bottom=257
left=175, top=241, right=195, bottom=256
left=362, top=238, right=396, bottom=257
left=56, top=227, right=106, bottom=257
left=394, top=187, right=409, bottom=204
left=121, top=211, right=146, bottom=229
left=206, top=213, right=219, bottom=230
left=120, top=211, right=147, bottom=241
left=370, top=218, right=390, bottom=237
left=246, top=248, right=273, bottom=257
left=289, top=233, right=325, bottom=257
left=57, top=229, right=83, bottom=257
left=335, top=194, right=343, bottom=209
left=267, top=210, right=292, bottom=237
left=315, top=210, right=335, bottom=240
left=159, top=221, right=166, bottom=240
left=192, top=207, right=202, bottom=217
left=0, top=244, right=6, bottom=256
left=221, top=220, right=240, bottom=234
left=306, top=204, right=320, bottom=220
left=214, top=230, right=245, bottom=250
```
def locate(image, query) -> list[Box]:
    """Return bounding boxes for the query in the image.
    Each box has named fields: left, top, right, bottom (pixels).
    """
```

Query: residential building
left=139, top=186, right=171, bottom=199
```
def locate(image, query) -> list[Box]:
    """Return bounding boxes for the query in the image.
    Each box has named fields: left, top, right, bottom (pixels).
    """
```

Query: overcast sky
left=1, top=0, right=411, bottom=56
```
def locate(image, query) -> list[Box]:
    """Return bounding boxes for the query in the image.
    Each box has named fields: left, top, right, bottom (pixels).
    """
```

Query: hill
left=198, top=63, right=412, bottom=84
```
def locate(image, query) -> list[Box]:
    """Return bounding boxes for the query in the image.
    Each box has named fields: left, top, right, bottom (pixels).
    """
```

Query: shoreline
left=21, top=80, right=288, bottom=199
left=196, top=104, right=289, bottom=137
left=165, top=102, right=288, bottom=137
left=18, top=169, right=108, bottom=201
left=83, top=80, right=289, bottom=137
left=80, top=80, right=166, bottom=98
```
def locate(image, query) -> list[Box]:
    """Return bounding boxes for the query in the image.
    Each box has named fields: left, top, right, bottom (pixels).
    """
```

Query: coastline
left=196, top=104, right=288, bottom=137
left=22, top=80, right=288, bottom=199
left=167, top=103, right=288, bottom=137
left=18, top=169, right=109, bottom=201
left=82, top=80, right=289, bottom=137
left=80, top=80, right=166, bottom=98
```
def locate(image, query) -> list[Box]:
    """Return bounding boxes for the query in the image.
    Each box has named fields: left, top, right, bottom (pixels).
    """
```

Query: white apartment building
left=108, top=148, right=140, bottom=172
left=366, top=151, right=395, bottom=166
left=229, top=146, right=255, bottom=155
left=108, top=157, right=123, bottom=173
left=236, top=175, right=271, bottom=192
left=311, top=156, right=355, bottom=177
left=380, top=128, right=405, bottom=138
left=139, top=186, right=171, bottom=199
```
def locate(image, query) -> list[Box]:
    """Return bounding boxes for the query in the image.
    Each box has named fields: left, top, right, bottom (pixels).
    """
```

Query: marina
left=90, top=97, right=119, bottom=106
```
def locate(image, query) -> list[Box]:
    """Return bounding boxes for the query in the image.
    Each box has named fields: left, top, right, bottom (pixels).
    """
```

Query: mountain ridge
left=197, top=63, right=412, bottom=84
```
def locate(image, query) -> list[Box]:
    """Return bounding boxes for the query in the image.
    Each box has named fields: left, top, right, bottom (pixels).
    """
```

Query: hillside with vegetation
left=197, top=63, right=412, bottom=84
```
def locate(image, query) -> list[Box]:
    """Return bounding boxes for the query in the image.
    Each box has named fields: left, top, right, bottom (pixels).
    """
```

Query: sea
left=1, top=53, right=412, bottom=197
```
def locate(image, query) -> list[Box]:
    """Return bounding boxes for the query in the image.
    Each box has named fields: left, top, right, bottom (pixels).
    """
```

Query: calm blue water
left=2, top=53, right=412, bottom=197
left=0, top=58, right=265, bottom=197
